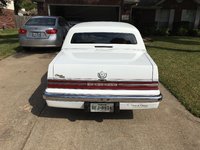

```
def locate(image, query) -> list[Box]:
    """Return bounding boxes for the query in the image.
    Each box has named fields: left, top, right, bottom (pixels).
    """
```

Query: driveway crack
left=20, top=104, right=47, bottom=150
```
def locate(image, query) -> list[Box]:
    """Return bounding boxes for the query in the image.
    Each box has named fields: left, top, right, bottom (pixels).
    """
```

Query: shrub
left=171, top=21, right=190, bottom=35
left=142, top=26, right=156, bottom=36
left=177, top=27, right=188, bottom=36
left=197, top=29, right=200, bottom=37
left=188, top=29, right=199, bottom=36
left=154, top=28, right=170, bottom=36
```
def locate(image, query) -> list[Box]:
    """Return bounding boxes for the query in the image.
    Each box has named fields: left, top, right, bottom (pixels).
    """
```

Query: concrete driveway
left=0, top=51, right=200, bottom=150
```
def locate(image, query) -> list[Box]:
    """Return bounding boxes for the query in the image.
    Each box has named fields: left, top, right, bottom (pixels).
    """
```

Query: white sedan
left=43, top=22, right=162, bottom=113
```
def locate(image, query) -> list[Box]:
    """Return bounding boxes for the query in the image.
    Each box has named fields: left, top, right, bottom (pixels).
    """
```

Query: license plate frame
left=90, top=103, right=114, bottom=112
left=32, top=32, right=42, bottom=38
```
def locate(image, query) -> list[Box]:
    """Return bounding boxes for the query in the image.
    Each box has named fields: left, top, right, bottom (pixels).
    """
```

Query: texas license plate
left=32, top=32, right=42, bottom=38
left=90, top=103, right=114, bottom=112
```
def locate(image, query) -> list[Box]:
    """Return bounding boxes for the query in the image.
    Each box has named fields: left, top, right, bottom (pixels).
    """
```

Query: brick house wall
left=0, top=9, right=15, bottom=29
left=37, top=0, right=123, bottom=16
left=46, top=0, right=121, bottom=5
left=159, top=0, right=198, bottom=23
left=132, top=8, right=156, bottom=30
left=130, top=0, right=200, bottom=35
left=156, top=0, right=200, bottom=30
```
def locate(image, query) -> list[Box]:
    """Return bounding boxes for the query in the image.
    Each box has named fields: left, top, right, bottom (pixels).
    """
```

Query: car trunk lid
left=52, top=50, right=153, bottom=81
left=23, top=25, right=56, bottom=39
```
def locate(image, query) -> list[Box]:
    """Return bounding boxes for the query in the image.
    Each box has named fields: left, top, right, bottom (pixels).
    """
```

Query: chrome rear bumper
left=43, top=91, right=162, bottom=103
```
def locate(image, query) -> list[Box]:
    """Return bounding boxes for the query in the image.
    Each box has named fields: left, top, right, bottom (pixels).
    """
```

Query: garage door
left=49, top=5, right=120, bottom=21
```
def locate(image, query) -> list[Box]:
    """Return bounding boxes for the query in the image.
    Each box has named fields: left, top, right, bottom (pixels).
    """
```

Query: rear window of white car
left=71, top=33, right=137, bottom=44
left=26, top=18, right=56, bottom=26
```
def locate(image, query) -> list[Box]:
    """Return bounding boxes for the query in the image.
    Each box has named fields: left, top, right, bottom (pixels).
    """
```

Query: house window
left=155, top=9, right=170, bottom=22
left=155, top=9, right=170, bottom=28
left=181, top=9, right=196, bottom=23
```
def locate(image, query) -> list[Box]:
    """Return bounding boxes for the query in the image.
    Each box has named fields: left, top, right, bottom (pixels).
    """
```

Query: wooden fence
left=14, top=15, right=31, bottom=28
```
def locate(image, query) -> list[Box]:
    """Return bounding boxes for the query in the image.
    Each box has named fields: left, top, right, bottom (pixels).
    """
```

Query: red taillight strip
left=47, top=80, right=159, bottom=90
left=48, top=80, right=158, bottom=84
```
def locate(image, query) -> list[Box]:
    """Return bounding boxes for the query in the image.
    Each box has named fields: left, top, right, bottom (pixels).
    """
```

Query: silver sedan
left=19, top=16, right=69, bottom=49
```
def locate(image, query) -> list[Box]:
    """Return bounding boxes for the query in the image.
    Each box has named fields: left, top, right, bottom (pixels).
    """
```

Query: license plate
left=90, top=103, right=114, bottom=112
left=32, top=32, right=42, bottom=38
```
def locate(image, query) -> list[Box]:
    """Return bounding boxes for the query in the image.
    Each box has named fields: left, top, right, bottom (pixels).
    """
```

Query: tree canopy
left=0, top=0, right=36, bottom=15
left=0, top=0, right=11, bottom=8
left=14, top=0, right=36, bottom=14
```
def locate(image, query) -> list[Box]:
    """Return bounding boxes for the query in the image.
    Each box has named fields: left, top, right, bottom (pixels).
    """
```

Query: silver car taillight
left=18, top=28, right=27, bottom=34
left=46, top=29, right=58, bottom=34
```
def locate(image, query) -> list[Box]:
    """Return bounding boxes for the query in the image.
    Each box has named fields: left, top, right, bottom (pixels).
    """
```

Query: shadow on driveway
left=13, top=47, right=59, bottom=59
left=29, top=73, right=134, bottom=122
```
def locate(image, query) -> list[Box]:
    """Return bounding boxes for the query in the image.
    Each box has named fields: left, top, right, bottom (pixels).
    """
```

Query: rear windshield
left=71, top=33, right=137, bottom=44
left=26, top=18, right=56, bottom=26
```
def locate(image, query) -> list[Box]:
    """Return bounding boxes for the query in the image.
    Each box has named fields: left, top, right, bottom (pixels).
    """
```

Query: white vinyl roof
left=71, top=21, right=139, bottom=32
left=63, top=21, right=146, bottom=50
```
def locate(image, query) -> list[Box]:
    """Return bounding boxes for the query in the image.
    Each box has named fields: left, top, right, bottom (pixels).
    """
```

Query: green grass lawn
left=0, top=29, right=20, bottom=60
left=146, top=36, right=200, bottom=117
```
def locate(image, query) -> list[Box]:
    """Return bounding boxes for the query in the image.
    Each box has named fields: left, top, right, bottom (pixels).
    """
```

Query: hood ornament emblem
left=98, top=71, right=107, bottom=81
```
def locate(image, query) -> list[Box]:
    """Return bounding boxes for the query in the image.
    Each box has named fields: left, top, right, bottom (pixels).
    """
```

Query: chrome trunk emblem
left=55, top=74, right=65, bottom=79
left=98, top=71, right=107, bottom=81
